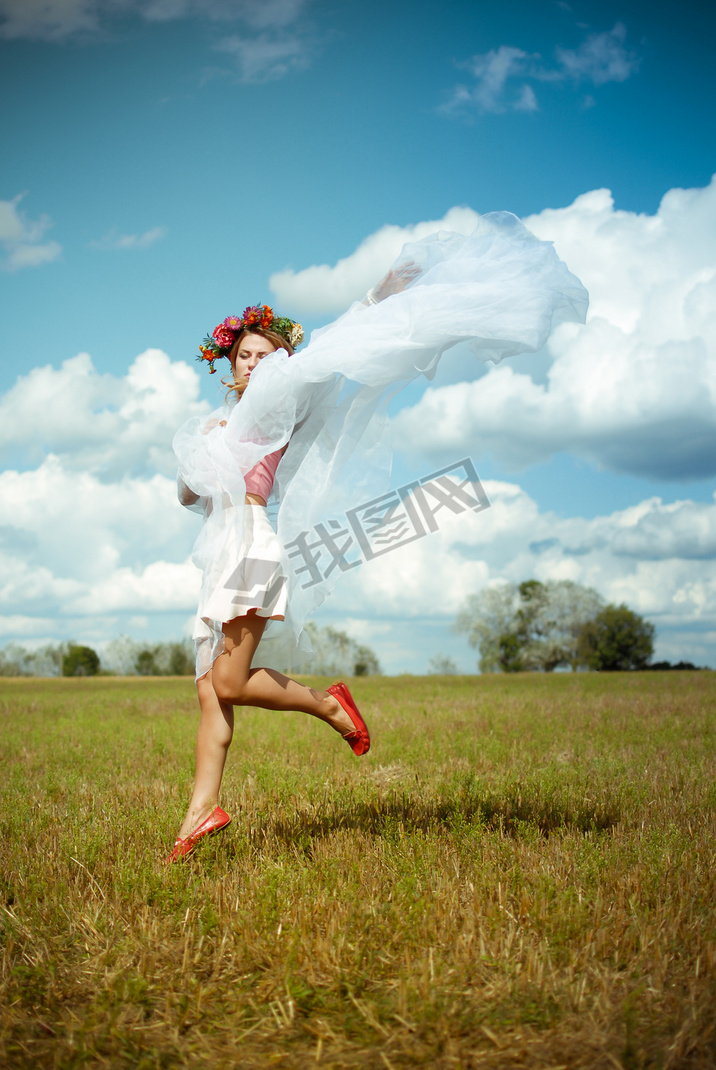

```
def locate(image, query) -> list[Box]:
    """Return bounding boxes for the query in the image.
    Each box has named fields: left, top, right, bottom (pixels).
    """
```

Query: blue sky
left=1, top=0, right=715, bottom=672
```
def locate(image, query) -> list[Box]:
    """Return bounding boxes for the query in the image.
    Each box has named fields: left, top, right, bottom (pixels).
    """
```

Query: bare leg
left=177, top=671, right=234, bottom=838
left=175, top=613, right=356, bottom=842
left=212, top=613, right=356, bottom=735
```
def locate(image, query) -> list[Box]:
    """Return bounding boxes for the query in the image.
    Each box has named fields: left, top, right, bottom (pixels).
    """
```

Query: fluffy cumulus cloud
left=0, top=349, right=209, bottom=478
left=0, top=194, right=61, bottom=271
left=390, top=175, right=716, bottom=483
left=270, top=206, right=482, bottom=315
left=329, top=481, right=716, bottom=667
left=0, top=454, right=201, bottom=634
left=442, top=23, right=639, bottom=115
left=0, top=349, right=209, bottom=646
left=0, top=0, right=313, bottom=82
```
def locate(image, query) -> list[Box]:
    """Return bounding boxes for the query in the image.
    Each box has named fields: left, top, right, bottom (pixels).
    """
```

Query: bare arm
left=178, top=477, right=200, bottom=507
left=363, top=261, right=422, bottom=305
left=176, top=416, right=227, bottom=507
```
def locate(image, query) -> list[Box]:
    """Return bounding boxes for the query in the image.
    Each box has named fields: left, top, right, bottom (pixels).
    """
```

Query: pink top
left=244, top=449, right=282, bottom=501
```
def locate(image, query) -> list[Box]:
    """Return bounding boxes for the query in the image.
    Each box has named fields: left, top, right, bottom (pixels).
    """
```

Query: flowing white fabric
left=173, top=213, right=589, bottom=676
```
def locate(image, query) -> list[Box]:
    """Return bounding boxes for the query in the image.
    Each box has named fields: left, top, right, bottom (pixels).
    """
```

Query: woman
left=168, top=314, right=377, bottom=863
left=169, top=214, right=588, bottom=861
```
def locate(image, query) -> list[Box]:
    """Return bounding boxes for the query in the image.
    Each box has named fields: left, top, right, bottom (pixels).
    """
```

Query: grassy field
left=0, top=672, right=714, bottom=1069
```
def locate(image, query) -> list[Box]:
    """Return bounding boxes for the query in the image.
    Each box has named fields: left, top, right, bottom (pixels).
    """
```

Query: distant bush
left=0, top=637, right=196, bottom=678
left=428, top=655, right=459, bottom=675
left=2, top=627, right=381, bottom=679
left=297, top=624, right=381, bottom=677
left=646, top=660, right=703, bottom=671
left=62, top=645, right=100, bottom=677
left=577, top=604, right=655, bottom=671
left=0, top=643, right=65, bottom=677
left=102, top=637, right=196, bottom=676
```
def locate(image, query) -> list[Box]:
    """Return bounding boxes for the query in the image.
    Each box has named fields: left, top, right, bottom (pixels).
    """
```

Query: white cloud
left=329, top=480, right=716, bottom=665
left=0, top=0, right=313, bottom=80
left=554, top=23, right=639, bottom=85
left=216, top=29, right=309, bottom=83
left=270, top=206, right=482, bottom=316
left=0, top=456, right=193, bottom=581
left=515, top=84, right=538, bottom=112
left=0, top=0, right=99, bottom=40
left=391, top=175, right=716, bottom=482
left=141, top=0, right=306, bottom=28
left=0, top=349, right=210, bottom=478
left=91, top=225, right=166, bottom=250
left=0, top=194, right=61, bottom=271
left=443, top=22, right=639, bottom=115
left=68, top=559, right=200, bottom=615
left=448, top=45, right=540, bottom=115
left=0, top=615, right=57, bottom=637
left=0, top=454, right=201, bottom=631
left=0, top=350, right=209, bottom=640
left=0, top=0, right=307, bottom=39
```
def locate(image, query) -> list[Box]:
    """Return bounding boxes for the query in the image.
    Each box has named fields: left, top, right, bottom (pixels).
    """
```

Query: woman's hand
left=367, top=261, right=422, bottom=304
left=178, top=477, right=200, bottom=507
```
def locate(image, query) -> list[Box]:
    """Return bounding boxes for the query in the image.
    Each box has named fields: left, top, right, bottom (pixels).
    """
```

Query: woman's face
left=232, top=332, right=277, bottom=385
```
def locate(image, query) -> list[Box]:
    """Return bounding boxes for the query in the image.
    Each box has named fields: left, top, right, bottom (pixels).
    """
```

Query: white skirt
left=193, top=505, right=288, bottom=680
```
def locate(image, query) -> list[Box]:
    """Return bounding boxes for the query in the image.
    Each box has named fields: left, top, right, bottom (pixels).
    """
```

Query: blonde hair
left=222, top=327, right=296, bottom=404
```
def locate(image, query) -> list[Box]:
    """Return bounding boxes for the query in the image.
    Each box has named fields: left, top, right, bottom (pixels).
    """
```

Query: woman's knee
left=211, top=657, right=247, bottom=704
left=197, top=674, right=222, bottom=708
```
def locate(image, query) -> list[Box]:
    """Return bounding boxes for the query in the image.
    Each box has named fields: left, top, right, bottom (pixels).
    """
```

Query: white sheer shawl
left=173, top=212, right=589, bottom=675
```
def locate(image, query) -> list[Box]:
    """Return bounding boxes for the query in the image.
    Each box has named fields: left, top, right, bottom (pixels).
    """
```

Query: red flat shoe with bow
left=327, top=682, right=370, bottom=756
left=167, top=806, right=231, bottom=863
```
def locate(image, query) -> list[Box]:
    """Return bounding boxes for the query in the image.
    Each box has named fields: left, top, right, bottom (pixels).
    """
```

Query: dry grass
left=1, top=672, right=715, bottom=1069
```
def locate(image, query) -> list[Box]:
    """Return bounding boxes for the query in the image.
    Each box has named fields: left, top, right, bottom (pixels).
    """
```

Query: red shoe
left=327, top=682, right=370, bottom=756
left=167, top=806, right=231, bottom=863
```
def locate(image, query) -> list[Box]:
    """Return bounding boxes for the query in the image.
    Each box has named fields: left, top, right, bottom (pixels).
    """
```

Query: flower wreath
left=197, top=305, right=304, bottom=374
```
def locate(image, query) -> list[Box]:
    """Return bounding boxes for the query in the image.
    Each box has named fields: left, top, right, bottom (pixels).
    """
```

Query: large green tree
left=523, top=580, right=605, bottom=671
left=455, top=584, right=525, bottom=672
left=62, top=644, right=100, bottom=677
left=455, top=579, right=605, bottom=672
left=577, top=604, right=655, bottom=671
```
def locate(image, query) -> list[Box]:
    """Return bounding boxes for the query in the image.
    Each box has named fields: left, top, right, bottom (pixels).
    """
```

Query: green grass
left=1, top=672, right=715, bottom=1068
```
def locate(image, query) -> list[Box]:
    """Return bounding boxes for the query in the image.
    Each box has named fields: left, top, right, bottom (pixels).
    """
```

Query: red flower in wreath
left=212, top=324, right=235, bottom=349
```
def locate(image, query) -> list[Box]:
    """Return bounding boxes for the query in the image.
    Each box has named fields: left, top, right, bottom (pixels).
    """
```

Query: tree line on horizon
left=0, top=581, right=704, bottom=677
left=453, top=578, right=700, bottom=673
left=0, top=624, right=382, bottom=680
